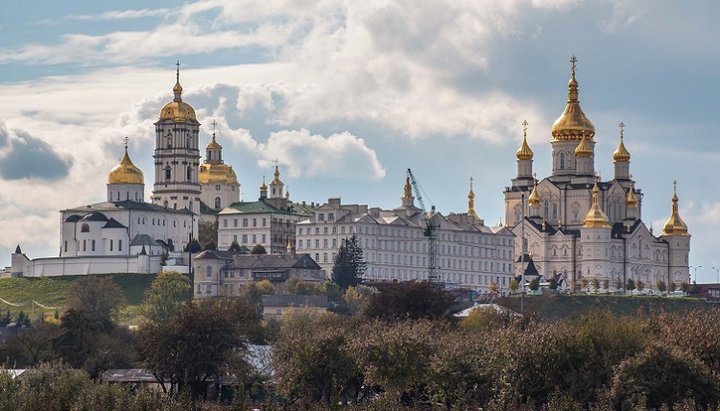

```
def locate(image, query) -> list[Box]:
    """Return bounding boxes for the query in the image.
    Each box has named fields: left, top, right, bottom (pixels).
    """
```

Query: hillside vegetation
left=495, top=293, right=718, bottom=321
left=0, top=274, right=156, bottom=319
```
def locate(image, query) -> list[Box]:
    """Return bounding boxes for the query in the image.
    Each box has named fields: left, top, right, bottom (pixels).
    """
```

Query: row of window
left=65, top=239, right=123, bottom=253
left=299, top=224, right=511, bottom=246
left=363, top=267, right=510, bottom=288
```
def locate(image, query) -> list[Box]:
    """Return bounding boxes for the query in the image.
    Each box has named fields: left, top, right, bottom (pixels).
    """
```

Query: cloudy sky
left=1, top=1, right=719, bottom=281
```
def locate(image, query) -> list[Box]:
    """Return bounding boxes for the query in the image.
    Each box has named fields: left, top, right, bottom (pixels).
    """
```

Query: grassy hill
left=0, top=274, right=157, bottom=321
left=494, top=293, right=719, bottom=322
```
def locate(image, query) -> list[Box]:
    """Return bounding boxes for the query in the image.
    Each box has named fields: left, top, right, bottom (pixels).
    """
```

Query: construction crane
left=406, top=169, right=439, bottom=283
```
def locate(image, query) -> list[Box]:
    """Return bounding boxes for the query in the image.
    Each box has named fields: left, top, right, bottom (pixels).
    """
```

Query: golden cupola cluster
left=199, top=132, right=238, bottom=185
left=108, top=143, right=144, bottom=185
left=662, top=182, right=688, bottom=236
left=582, top=179, right=611, bottom=228
left=271, top=164, right=283, bottom=186
left=613, top=121, right=631, bottom=162
left=551, top=56, right=595, bottom=141
left=159, top=62, right=197, bottom=122
left=516, top=120, right=534, bottom=160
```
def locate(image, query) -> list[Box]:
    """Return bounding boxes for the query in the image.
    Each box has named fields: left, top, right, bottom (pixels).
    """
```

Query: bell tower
left=151, top=62, right=201, bottom=214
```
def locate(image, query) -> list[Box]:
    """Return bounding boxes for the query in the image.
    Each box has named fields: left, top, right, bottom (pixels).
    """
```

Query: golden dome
left=403, top=176, right=413, bottom=199
left=108, top=146, right=144, bottom=185
left=575, top=134, right=593, bottom=158
left=199, top=163, right=238, bottom=185
left=626, top=182, right=638, bottom=208
left=271, top=164, right=283, bottom=186
left=551, top=56, right=595, bottom=141
left=613, top=122, right=630, bottom=162
left=583, top=180, right=611, bottom=228
left=159, top=62, right=197, bottom=122
left=528, top=178, right=541, bottom=207
left=260, top=177, right=268, bottom=191
left=662, top=183, right=688, bottom=236
left=516, top=120, right=534, bottom=161
left=206, top=133, right=222, bottom=150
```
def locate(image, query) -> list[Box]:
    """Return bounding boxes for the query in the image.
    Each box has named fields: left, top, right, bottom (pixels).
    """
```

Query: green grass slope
left=0, top=274, right=156, bottom=315
left=495, top=293, right=718, bottom=322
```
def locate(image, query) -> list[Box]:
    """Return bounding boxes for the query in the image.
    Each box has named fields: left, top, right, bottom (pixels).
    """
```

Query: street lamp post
left=690, top=265, right=701, bottom=284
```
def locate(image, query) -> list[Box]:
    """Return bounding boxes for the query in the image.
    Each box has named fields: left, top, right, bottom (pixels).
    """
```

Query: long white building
left=296, top=178, right=515, bottom=294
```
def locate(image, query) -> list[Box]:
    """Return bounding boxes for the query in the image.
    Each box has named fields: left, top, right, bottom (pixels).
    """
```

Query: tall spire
left=173, top=60, right=183, bottom=102
left=662, top=181, right=688, bottom=235
left=468, top=177, right=478, bottom=221
left=516, top=120, right=534, bottom=160
left=583, top=177, right=611, bottom=228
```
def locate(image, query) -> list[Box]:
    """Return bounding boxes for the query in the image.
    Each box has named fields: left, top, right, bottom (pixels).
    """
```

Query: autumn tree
left=331, top=235, right=366, bottom=290
left=142, top=271, right=191, bottom=324
left=139, top=298, right=259, bottom=401
left=626, top=279, right=636, bottom=293
left=228, top=240, right=242, bottom=252
left=656, top=279, right=667, bottom=293
left=364, top=281, right=456, bottom=321
left=64, top=276, right=126, bottom=322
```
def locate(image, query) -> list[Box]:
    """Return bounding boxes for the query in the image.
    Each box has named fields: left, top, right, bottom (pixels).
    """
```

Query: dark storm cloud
left=0, top=129, right=73, bottom=181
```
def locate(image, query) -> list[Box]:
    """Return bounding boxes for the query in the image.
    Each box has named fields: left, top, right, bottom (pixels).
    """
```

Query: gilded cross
left=469, top=177, right=474, bottom=191
left=522, top=119, right=528, bottom=136
left=123, top=136, right=129, bottom=149
left=570, top=55, right=577, bottom=75
left=212, top=119, right=217, bottom=135
left=619, top=121, right=625, bottom=139
left=175, top=60, right=180, bottom=81
left=673, top=180, right=677, bottom=193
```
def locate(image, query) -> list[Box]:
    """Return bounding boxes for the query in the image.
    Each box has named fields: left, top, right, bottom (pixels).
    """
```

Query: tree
left=680, top=282, right=690, bottom=293
left=603, top=280, right=610, bottom=290
left=636, top=280, right=645, bottom=292
left=529, top=278, right=540, bottom=291
left=509, top=279, right=519, bottom=294
left=198, top=219, right=218, bottom=248
left=344, top=286, right=373, bottom=316
left=656, top=279, right=667, bottom=293
left=139, top=298, right=259, bottom=401
left=184, top=238, right=202, bottom=253
left=592, top=279, right=600, bottom=293
left=331, top=235, right=367, bottom=290
left=251, top=244, right=267, bottom=254
left=489, top=282, right=499, bottom=294
left=364, top=282, right=456, bottom=321
left=142, top=271, right=191, bottom=324
left=669, top=281, right=677, bottom=292
left=548, top=278, right=558, bottom=290
left=228, top=240, right=242, bottom=252
left=203, top=240, right=217, bottom=251
left=580, top=278, right=589, bottom=291
left=64, top=276, right=126, bottom=322
left=613, top=277, right=624, bottom=291
left=626, top=279, right=636, bottom=293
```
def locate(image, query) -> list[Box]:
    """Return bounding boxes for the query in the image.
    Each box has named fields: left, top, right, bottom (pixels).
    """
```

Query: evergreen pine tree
left=331, top=235, right=367, bottom=290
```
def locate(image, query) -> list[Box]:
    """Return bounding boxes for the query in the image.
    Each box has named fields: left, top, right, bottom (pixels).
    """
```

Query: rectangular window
left=242, top=218, right=248, bottom=227
left=332, top=238, right=337, bottom=247
left=252, top=234, right=257, bottom=243
left=299, top=239, right=304, bottom=249
left=253, top=218, right=257, bottom=227
left=83, top=240, right=86, bottom=251
left=233, top=219, right=238, bottom=228
left=323, top=253, right=328, bottom=262
left=323, top=239, right=328, bottom=248
left=262, top=218, right=266, bottom=227
left=110, top=240, right=113, bottom=251
left=242, top=234, right=248, bottom=244
left=119, top=240, right=122, bottom=251
left=262, top=234, right=266, bottom=243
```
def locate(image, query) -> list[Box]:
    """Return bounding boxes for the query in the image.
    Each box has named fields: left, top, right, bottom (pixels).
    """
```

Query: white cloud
left=66, top=8, right=174, bottom=21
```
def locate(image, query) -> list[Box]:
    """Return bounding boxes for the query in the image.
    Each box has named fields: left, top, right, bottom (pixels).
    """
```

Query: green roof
left=220, top=199, right=319, bottom=216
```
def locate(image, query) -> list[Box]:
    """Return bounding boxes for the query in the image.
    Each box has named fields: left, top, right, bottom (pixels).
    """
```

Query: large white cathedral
left=11, top=65, right=239, bottom=277
left=503, top=57, right=690, bottom=290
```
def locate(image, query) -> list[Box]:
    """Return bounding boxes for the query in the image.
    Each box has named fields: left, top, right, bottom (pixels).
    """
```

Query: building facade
left=296, top=177, right=516, bottom=293
left=503, top=56, right=690, bottom=291
left=216, top=166, right=316, bottom=252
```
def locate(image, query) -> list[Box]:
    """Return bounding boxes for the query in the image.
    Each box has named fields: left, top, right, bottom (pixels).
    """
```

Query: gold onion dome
left=516, top=120, right=534, bottom=160
left=551, top=56, right=595, bottom=141
left=271, top=164, right=282, bottom=185
left=613, top=122, right=631, bottom=162
left=199, top=163, right=238, bottom=185
left=159, top=62, right=197, bottom=122
left=583, top=180, right=611, bottom=228
left=528, top=178, right=541, bottom=207
left=206, top=133, right=222, bottom=150
left=626, top=182, right=638, bottom=208
left=260, top=177, right=268, bottom=191
left=108, top=145, right=144, bottom=185
left=575, top=134, right=593, bottom=158
left=662, top=183, right=688, bottom=235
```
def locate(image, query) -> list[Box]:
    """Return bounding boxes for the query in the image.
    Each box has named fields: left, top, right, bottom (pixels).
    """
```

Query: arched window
left=552, top=204, right=558, bottom=219
left=166, top=133, right=173, bottom=148
left=165, top=166, right=171, bottom=181
left=110, top=239, right=114, bottom=251
left=560, top=152, right=565, bottom=169
left=215, top=197, right=221, bottom=209
left=187, top=166, right=192, bottom=181
left=207, top=266, right=213, bottom=278
left=164, top=200, right=168, bottom=208
left=81, top=223, right=90, bottom=233
left=544, top=200, right=549, bottom=218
